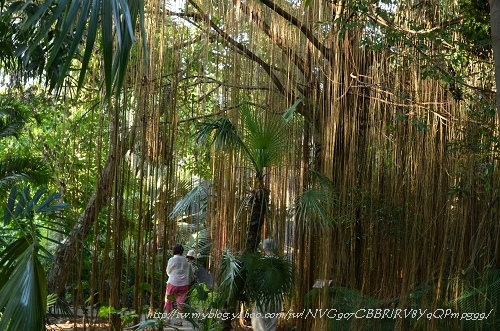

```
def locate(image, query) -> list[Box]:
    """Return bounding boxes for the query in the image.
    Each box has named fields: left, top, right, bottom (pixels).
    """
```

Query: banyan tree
left=1, top=0, right=500, bottom=330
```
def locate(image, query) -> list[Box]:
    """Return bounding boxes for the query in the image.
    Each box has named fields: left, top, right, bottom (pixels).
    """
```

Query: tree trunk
left=491, top=0, right=500, bottom=117
left=245, top=187, right=270, bottom=252
left=47, top=148, right=118, bottom=297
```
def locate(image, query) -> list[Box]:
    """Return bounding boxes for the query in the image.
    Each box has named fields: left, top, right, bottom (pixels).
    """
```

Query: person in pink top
left=164, top=244, right=193, bottom=325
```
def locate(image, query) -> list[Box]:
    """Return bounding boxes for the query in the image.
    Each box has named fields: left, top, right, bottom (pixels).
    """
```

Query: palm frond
left=169, top=180, right=210, bottom=220
left=244, top=253, right=293, bottom=312
left=291, top=171, right=339, bottom=232
left=0, top=157, right=51, bottom=191
left=293, top=188, right=336, bottom=232
left=195, top=117, right=244, bottom=152
left=0, top=121, right=24, bottom=139
left=217, top=249, right=245, bottom=307
left=311, top=170, right=337, bottom=194
left=0, top=238, right=47, bottom=331
left=0, top=99, right=28, bottom=139
left=196, top=106, right=290, bottom=181
left=241, top=109, right=289, bottom=175
left=0, top=172, right=31, bottom=189
left=47, top=293, right=73, bottom=318
left=187, top=227, right=212, bottom=257
left=282, top=99, right=302, bottom=122
left=3, top=185, right=71, bottom=234
left=0, top=185, right=71, bottom=331
left=7, top=0, right=147, bottom=96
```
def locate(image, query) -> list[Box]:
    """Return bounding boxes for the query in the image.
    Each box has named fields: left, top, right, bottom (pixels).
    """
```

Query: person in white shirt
left=164, top=244, right=193, bottom=325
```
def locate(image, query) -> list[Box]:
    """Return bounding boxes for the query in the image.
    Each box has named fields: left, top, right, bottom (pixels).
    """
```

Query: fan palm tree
left=195, top=105, right=295, bottom=329
left=196, top=106, right=290, bottom=252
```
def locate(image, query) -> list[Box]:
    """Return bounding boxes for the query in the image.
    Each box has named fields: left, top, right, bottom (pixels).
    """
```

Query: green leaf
left=217, top=250, right=244, bottom=306
left=78, top=0, right=101, bottom=92
left=21, top=0, right=55, bottom=30
left=0, top=238, right=47, bottom=331
left=50, top=0, right=93, bottom=91
left=244, top=253, right=292, bottom=312
left=242, top=109, right=289, bottom=173
left=195, top=117, right=243, bottom=152
left=102, top=0, right=114, bottom=100
left=283, top=99, right=302, bottom=122
left=3, top=185, right=17, bottom=225
left=293, top=187, right=336, bottom=232
left=31, top=187, right=48, bottom=207
left=13, top=186, right=29, bottom=219
left=169, top=180, right=210, bottom=219
left=6, top=2, right=26, bottom=14
left=128, top=319, right=160, bottom=330
left=45, top=0, right=82, bottom=67
left=192, top=283, right=209, bottom=301
left=35, top=191, right=63, bottom=213
left=3, top=186, right=71, bottom=237
left=25, top=0, right=71, bottom=55
left=196, top=105, right=290, bottom=181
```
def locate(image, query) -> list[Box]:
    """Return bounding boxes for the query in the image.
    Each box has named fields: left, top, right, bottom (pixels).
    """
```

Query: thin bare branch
left=181, top=75, right=279, bottom=92
left=232, top=0, right=309, bottom=76
left=187, top=0, right=288, bottom=97
left=257, top=0, right=333, bottom=64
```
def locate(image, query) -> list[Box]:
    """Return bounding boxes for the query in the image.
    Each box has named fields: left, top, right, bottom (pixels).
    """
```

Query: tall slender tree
left=491, top=0, right=500, bottom=114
